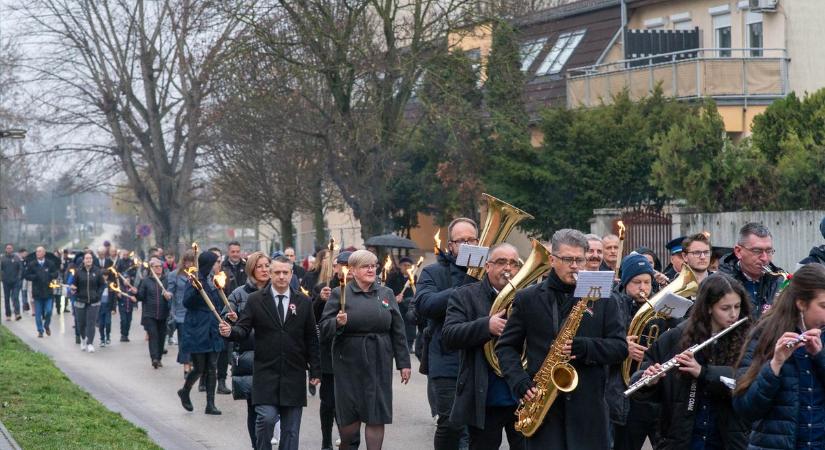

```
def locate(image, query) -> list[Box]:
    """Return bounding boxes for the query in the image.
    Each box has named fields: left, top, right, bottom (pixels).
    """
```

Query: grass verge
left=0, top=325, right=161, bottom=449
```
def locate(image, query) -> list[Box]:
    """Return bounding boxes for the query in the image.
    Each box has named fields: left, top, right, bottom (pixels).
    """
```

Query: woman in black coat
left=633, top=273, right=751, bottom=450
left=177, top=251, right=225, bottom=415
left=137, top=257, right=172, bottom=368
left=71, top=251, right=106, bottom=352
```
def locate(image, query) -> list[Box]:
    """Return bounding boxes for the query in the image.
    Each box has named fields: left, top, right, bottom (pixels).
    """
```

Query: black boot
left=177, top=388, right=193, bottom=412
left=216, top=379, right=231, bottom=395
left=198, top=380, right=206, bottom=392
left=204, top=399, right=222, bottom=415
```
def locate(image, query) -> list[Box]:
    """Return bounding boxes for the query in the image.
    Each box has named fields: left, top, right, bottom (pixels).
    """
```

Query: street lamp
left=0, top=128, right=27, bottom=139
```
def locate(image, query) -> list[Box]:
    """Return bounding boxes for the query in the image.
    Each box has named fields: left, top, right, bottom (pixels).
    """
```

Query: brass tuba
left=484, top=239, right=552, bottom=377
left=467, top=193, right=533, bottom=280
left=514, top=279, right=601, bottom=437
left=620, top=264, right=699, bottom=385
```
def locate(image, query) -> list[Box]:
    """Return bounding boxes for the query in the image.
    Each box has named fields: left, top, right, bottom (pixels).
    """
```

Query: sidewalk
left=4, top=306, right=436, bottom=449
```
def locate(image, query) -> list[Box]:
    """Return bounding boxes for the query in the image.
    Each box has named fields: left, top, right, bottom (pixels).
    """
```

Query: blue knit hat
left=620, top=253, right=655, bottom=289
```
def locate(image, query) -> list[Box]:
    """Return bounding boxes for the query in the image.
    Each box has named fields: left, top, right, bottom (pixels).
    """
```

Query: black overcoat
left=495, top=270, right=627, bottom=449
left=227, top=285, right=321, bottom=407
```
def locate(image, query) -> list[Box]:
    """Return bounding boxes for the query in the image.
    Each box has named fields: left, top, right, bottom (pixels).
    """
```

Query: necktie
left=277, top=295, right=285, bottom=323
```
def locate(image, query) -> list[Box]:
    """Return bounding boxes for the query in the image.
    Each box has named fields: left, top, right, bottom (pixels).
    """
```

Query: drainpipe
left=620, top=0, right=628, bottom=64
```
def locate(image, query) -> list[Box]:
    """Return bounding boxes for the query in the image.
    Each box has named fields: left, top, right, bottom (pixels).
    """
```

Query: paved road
left=4, top=306, right=437, bottom=449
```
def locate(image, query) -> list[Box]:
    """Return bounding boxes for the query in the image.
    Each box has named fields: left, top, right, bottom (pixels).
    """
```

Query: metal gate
left=613, top=207, right=672, bottom=267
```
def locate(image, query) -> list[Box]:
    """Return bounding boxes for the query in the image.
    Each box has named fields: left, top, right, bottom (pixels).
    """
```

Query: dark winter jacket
left=632, top=322, right=748, bottom=450
left=137, top=275, right=170, bottom=321
left=414, top=250, right=472, bottom=379
left=733, top=332, right=825, bottom=450
left=181, top=274, right=225, bottom=354
left=799, top=245, right=825, bottom=266
left=0, top=252, right=23, bottom=285
left=495, top=269, right=627, bottom=449
left=24, top=259, right=59, bottom=300
left=719, top=253, right=783, bottom=319
left=72, top=264, right=106, bottom=305
left=227, top=280, right=262, bottom=400
left=220, top=258, right=247, bottom=296
left=313, top=274, right=340, bottom=374
left=442, top=276, right=515, bottom=429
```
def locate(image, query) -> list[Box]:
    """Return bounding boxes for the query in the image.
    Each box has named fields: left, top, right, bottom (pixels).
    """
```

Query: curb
left=0, top=419, right=22, bottom=450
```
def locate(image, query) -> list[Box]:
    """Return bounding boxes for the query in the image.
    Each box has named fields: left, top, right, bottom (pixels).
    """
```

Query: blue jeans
left=2, top=280, right=21, bottom=317
left=98, top=302, right=112, bottom=342
left=34, top=297, right=53, bottom=334
left=255, top=404, right=301, bottom=450
left=118, top=300, right=134, bottom=338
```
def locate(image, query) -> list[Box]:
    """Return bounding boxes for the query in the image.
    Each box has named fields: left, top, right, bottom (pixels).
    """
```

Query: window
left=536, top=29, right=586, bottom=75
left=747, top=12, right=763, bottom=57
left=519, top=38, right=547, bottom=72
left=713, top=14, right=731, bottom=57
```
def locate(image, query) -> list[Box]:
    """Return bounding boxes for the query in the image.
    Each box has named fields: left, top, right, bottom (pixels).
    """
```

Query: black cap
left=336, top=251, right=353, bottom=265
left=665, top=236, right=686, bottom=254
left=399, top=256, right=414, bottom=265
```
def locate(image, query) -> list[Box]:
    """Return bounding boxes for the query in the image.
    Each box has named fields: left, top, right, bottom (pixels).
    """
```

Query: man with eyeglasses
left=681, top=233, right=712, bottom=285
left=496, top=229, right=627, bottom=449
left=719, top=222, right=785, bottom=318
left=442, top=243, right=526, bottom=450
left=415, top=217, right=477, bottom=450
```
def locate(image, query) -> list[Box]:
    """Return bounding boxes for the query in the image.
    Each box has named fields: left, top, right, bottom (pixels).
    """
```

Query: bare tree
left=12, top=0, right=253, bottom=248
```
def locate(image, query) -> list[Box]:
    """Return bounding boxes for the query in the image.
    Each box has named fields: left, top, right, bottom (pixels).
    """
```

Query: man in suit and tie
left=220, top=256, right=321, bottom=450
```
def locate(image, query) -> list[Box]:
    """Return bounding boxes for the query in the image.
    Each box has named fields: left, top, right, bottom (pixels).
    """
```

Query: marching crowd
left=3, top=216, right=825, bottom=450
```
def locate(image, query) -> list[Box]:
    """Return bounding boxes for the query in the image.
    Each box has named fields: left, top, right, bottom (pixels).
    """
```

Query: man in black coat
left=718, top=222, right=784, bottom=319
left=415, top=217, right=477, bottom=450
left=442, top=243, right=525, bottom=450
left=1, top=243, right=23, bottom=320
left=496, top=229, right=627, bottom=450
left=24, top=246, right=59, bottom=337
left=220, top=256, right=321, bottom=450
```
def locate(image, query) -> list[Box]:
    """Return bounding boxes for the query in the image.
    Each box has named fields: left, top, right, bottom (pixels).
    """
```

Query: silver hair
left=486, top=242, right=519, bottom=259
left=737, top=222, right=772, bottom=246
left=584, top=233, right=602, bottom=243
left=348, top=249, right=378, bottom=268
left=551, top=229, right=589, bottom=252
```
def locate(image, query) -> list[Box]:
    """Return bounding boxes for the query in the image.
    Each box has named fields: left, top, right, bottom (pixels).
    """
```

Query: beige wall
left=783, top=0, right=825, bottom=95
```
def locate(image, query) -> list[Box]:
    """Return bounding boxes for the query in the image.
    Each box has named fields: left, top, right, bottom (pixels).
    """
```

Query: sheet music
left=455, top=244, right=489, bottom=268
left=654, top=292, right=693, bottom=320
left=573, top=271, right=614, bottom=299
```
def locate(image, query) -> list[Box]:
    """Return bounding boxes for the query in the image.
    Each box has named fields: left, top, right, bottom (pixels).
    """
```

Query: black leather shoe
left=152, top=360, right=159, bottom=369
left=177, top=389, right=193, bottom=411
left=198, top=383, right=206, bottom=392
left=204, top=404, right=222, bottom=415
left=216, top=380, right=231, bottom=395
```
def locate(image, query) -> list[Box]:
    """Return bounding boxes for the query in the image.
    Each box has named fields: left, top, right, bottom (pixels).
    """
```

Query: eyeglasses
left=359, top=264, right=378, bottom=271
left=685, top=250, right=711, bottom=257
left=552, top=254, right=586, bottom=266
left=489, top=258, right=522, bottom=268
left=742, top=247, right=776, bottom=256
left=450, top=238, right=479, bottom=245
left=150, top=264, right=162, bottom=268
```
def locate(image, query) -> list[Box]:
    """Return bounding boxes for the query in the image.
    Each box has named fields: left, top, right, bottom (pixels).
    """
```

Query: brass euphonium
left=484, top=239, right=552, bottom=377
left=620, top=264, right=699, bottom=386
left=467, top=193, right=533, bottom=280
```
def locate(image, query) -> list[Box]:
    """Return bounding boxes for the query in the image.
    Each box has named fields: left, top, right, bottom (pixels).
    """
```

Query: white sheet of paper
left=455, top=244, right=489, bottom=268
left=573, top=271, right=614, bottom=299
left=654, top=292, right=693, bottom=320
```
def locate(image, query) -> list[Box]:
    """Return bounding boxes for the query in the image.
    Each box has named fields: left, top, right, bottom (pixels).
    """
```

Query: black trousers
left=143, top=317, right=167, bottom=362
left=184, top=351, right=219, bottom=402
left=433, top=376, right=464, bottom=450
left=319, top=373, right=360, bottom=449
left=246, top=397, right=257, bottom=448
left=217, top=345, right=231, bottom=380
left=468, top=405, right=525, bottom=450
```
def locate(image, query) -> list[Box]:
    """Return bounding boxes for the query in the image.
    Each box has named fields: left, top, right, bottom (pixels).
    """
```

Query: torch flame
left=185, top=267, right=198, bottom=276
left=49, top=280, right=60, bottom=289
left=69, top=268, right=75, bottom=276
left=300, top=286, right=310, bottom=296
left=109, top=282, right=123, bottom=294
left=416, top=256, right=424, bottom=267
left=213, top=271, right=227, bottom=289
left=341, top=265, right=349, bottom=280
left=702, top=230, right=711, bottom=239
left=434, top=230, right=442, bottom=254
left=383, top=255, right=392, bottom=272
left=617, top=220, right=626, bottom=239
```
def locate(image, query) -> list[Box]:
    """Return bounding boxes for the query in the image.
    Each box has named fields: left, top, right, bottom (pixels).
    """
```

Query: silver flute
left=624, top=317, right=749, bottom=397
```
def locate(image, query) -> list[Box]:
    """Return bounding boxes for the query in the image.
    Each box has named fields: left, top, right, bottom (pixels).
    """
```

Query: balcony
left=566, top=48, right=789, bottom=108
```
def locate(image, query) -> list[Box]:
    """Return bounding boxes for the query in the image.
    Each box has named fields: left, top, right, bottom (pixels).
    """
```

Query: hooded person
left=177, top=250, right=226, bottom=415
left=799, top=216, right=825, bottom=266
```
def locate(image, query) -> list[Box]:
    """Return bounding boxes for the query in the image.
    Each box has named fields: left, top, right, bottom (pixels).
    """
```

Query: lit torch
left=212, top=271, right=235, bottom=313
left=340, top=266, right=349, bottom=312
left=381, top=254, right=393, bottom=284
left=192, top=242, right=200, bottom=270
left=300, top=286, right=310, bottom=297
left=615, top=220, right=626, bottom=279
left=433, top=230, right=442, bottom=255
left=184, top=267, right=224, bottom=323
left=400, top=256, right=424, bottom=297
left=143, top=262, right=171, bottom=298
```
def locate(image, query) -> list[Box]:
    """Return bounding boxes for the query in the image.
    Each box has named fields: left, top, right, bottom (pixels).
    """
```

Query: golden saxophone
left=514, top=276, right=601, bottom=437
left=484, top=239, right=552, bottom=377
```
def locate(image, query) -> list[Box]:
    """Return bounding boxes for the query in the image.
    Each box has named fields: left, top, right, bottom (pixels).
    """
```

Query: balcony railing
left=567, top=48, right=789, bottom=108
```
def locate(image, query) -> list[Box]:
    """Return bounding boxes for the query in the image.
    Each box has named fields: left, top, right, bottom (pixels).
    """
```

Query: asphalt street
left=4, top=305, right=438, bottom=449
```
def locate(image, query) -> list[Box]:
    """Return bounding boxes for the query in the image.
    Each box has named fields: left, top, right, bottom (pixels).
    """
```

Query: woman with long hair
left=733, top=263, right=825, bottom=449
left=168, top=250, right=196, bottom=377
left=632, top=273, right=752, bottom=449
